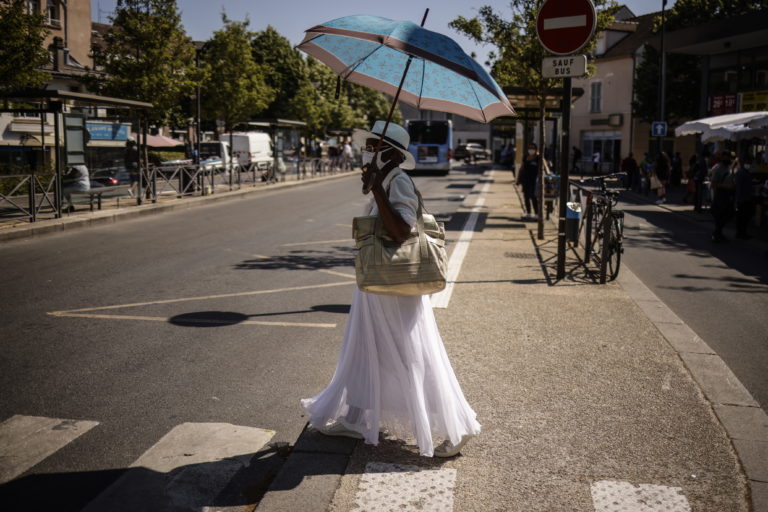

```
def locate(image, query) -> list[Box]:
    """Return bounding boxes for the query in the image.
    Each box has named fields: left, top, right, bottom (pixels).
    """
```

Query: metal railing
left=0, top=174, right=59, bottom=223
left=1, top=158, right=359, bottom=226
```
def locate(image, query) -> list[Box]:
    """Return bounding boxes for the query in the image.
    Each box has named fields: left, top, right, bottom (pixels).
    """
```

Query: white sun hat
left=352, top=120, right=415, bottom=170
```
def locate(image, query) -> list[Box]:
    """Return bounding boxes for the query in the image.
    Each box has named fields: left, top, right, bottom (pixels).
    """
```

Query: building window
left=46, top=0, right=60, bottom=25
left=27, top=0, right=40, bottom=14
left=590, top=82, right=602, bottom=113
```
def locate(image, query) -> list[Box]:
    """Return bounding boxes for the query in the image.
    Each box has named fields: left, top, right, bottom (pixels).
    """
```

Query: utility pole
left=657, top=0, right=668, bottom=156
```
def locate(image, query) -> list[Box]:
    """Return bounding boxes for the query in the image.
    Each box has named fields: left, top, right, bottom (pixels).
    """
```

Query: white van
left=231, top=132, right=272, bottom=167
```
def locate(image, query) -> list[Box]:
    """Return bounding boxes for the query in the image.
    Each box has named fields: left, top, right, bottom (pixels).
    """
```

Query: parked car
left=90, top=167, right=131, bottom=186
left=454, top=143, right=491, bottom=164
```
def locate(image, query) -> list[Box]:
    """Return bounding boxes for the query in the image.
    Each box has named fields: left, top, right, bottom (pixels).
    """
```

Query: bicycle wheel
left=605, top=216, right=621, bottom=281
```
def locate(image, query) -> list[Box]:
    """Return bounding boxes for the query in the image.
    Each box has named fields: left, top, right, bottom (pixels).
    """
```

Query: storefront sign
left=739, top=90, right=768, bottom=113
left=86, top=122, right=130, bottom=141
left=708, top=94, right=737, bottom=116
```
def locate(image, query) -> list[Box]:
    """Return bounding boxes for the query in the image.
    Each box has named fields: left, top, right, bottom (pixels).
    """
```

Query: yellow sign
left=740, top=90, right=768, bottom=112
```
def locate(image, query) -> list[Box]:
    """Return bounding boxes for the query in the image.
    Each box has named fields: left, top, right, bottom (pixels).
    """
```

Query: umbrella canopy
left=146, top=134, right=184, bottom=148
left=675, top=111, right=768, bottom=137
left=297, top=15, right=515, bottom=123
left=701, top=123, right=768, bottom=143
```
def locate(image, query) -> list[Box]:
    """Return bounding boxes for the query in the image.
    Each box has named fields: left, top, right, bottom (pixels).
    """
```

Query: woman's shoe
left=318, top=422, right=363, bottom=440
left=434, top=435, right=474, bottom=457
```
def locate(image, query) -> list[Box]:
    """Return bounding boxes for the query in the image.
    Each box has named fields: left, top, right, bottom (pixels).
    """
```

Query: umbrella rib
left=418, top=58, right=425, bottom=109
left=341, top=43, right=385, bottom=80
left=468, top=78, right=488, bottom=123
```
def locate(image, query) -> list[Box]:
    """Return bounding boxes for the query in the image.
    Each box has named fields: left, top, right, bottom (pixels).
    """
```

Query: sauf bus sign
left=542, top=55, right=587, bottom=78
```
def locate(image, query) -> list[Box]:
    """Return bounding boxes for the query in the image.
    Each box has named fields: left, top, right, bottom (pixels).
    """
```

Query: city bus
left=405, top=120, right=453, bottom=175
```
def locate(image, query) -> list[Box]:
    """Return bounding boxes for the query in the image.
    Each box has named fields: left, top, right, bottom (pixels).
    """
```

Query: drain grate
left=504, top=251, right=537, bottom=259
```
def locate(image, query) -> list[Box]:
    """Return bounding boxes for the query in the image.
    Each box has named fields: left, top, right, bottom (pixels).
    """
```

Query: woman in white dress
left=301, top=121, right=480, bottom=457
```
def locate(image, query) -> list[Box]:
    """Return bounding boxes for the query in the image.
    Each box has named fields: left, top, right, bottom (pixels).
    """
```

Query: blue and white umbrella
left=297, top=14, right=515, bottom=123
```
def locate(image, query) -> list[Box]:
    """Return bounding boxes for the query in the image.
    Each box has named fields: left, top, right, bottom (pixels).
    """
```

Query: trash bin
left=566, top=202, right=581, bottom=243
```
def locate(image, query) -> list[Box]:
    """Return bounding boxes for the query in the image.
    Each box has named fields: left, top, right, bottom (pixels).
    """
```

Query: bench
left=70, top=185, right=132, bottom=211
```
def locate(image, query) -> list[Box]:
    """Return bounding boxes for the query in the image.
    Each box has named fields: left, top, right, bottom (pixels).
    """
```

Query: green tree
left=632, top=0, right=768, bottom=124
left=92, top=0, right=200, bottom=126
left=251, top=26, right=399, bottom=137
left=0, top=0, right=50, bottom=103
left=200, top=15, right=274, bottom=136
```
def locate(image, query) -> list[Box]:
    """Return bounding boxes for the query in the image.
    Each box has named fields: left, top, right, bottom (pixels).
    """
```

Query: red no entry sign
left=536, top=0, right=597, bottom=55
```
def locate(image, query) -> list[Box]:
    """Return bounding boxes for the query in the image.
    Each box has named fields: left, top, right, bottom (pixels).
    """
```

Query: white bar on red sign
left=544, top=15, right=587, bottom=30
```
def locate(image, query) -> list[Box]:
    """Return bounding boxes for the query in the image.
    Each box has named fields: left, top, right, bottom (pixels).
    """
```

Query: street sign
left=652, top=121, right=668, bottom=137
left=542, top=55, right=588, bottom=78
left=536, top=0, right=597, bottom=56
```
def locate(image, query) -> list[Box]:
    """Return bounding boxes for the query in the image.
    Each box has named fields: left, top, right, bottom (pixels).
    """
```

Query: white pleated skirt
left=301, top=288, right=481, bottom=457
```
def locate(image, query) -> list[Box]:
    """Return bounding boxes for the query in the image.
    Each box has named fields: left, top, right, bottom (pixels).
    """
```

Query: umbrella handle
left=363, top=8, right=429, bottom=195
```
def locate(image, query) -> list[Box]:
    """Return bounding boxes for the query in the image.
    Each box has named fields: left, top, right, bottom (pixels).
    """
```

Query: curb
left=254, top=423, right=358, bottom=512
left=617, top=266, right=768, bottom=511
left=0, top=172, right=358, bottom=243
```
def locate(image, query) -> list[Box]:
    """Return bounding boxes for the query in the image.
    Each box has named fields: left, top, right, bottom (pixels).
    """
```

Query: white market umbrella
left=675, top=111, right=768, bottom=137
left=701, top=123, right=768, bottom=143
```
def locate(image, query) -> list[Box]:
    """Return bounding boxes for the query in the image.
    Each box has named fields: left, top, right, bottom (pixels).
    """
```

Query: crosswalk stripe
left=82, top=422, right=275, bottom=512
left=0, top=415, right=99, bottom=484
left=591, top=480, right=691, bottom=512
left=354, top=462, right=457, bottom=511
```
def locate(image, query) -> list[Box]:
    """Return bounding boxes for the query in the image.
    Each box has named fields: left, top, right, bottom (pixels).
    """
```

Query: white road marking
left=0, top=415, right=99, bottom=484
left=83, top=423, right=274, bottom=512
left=544, top=15, right=587, bottom=30
left=591, top=480, right=691, bottom=512
left=353, top=462, right=457, bottom=512
left=49, top=312, right=337, bottom=329
left=280, top=238, right=352, bottom=247
left=48, top=281, right=355, bottom=315
left=318, top=269, right=356, bottom=279
left=431, top=175, right=492, bottom=309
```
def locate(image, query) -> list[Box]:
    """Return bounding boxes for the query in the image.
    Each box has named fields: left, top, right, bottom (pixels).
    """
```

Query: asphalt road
left=619, top=193, right=768, bottom=410
left=0, top=165, right=486, bottom=511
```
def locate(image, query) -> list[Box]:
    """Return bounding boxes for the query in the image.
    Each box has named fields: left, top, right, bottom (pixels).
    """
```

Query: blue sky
left=91, top=0, right=674, bottom=67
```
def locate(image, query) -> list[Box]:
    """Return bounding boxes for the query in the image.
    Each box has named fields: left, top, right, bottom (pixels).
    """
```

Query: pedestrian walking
left=302, top=121, right=481, bottom=458
left=517, top=142, right=541, bottom=219
left=693, top=153, right=709, bottom=212
left=620, top=153, right=639, bottom=191
left=639, top=153, right=652, bottom=196
left=709, top=152, right=735, bottom=243
left=654, top=152, right=671, bottom=204
left=671, top=152, right=683, bottom=188
left=572, top=146, right=582, bottom=173
left=592, top=150, right=601, bottom=174
left=733, top=156, right=754, bottom=240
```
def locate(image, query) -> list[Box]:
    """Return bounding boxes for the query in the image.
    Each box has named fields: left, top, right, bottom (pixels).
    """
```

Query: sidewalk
left=256, top=169, right=764, bottom=512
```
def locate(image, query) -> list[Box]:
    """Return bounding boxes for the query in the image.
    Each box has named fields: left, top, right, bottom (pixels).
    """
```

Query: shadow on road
left=234, top=247, right=355, bottom=272
left=168, top=305, right=352, bottom=327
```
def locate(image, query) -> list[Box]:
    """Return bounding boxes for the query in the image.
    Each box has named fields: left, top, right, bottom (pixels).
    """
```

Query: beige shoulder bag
left=352, top=179, right=447, bottom=296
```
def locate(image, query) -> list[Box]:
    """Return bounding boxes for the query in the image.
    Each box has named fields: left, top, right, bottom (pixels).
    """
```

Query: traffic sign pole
left=556, top=77, right=572, bottom=281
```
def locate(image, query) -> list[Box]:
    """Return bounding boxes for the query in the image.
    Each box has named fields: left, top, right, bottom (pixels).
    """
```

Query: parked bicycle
left=572, top=173, right=626, bottom=282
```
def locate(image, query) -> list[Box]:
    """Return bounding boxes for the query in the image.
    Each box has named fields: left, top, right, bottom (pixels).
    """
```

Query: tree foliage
left=450, top=1, right=616, bottom=105
left=93, top=0, right=200, bottom=126
left=251, top=26, right=400, bottom=138
left=632, top=0, right=768, bottom=124
left=201, top=15, right=274, bottom=134
left=0, top=0, right=50, bottom=98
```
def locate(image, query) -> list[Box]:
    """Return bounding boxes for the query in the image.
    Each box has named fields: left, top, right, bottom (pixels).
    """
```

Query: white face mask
left=362, top=148, right=392, bottom=168
left=528, top=149, right=536, bottom=155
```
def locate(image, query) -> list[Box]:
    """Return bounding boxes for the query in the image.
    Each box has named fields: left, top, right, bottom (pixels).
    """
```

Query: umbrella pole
left=363, top=8, right=429, bottom=194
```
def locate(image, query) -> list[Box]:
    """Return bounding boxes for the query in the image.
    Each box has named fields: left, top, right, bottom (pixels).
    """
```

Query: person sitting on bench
left=62, top=164, right=102, bottom=212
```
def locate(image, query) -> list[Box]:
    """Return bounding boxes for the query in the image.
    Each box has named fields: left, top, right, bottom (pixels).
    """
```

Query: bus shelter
left=0, top=89, right=152, bottom=223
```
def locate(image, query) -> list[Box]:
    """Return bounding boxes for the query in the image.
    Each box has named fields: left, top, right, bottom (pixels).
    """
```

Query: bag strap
left=375, top=170, right=430, bottom=261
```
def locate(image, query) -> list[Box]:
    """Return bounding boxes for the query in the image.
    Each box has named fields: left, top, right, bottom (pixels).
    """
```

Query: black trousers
left=523, top=185, right=538, bottom=215
left=736, top=200, right=754, bottom=236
